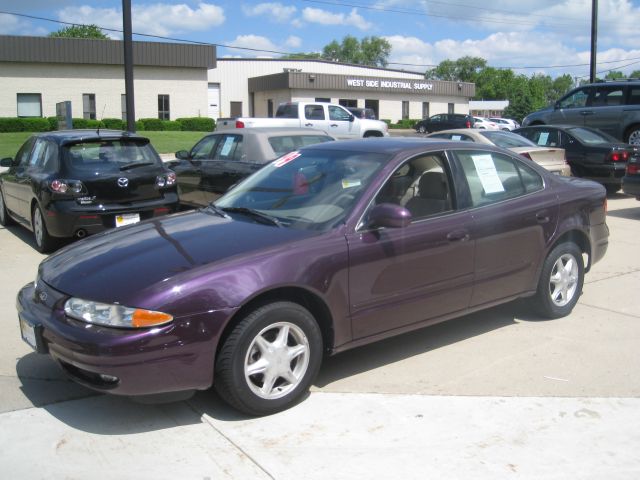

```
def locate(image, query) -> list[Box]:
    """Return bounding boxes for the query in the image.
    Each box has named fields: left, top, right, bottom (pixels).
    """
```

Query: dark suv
left=522, top=80, right=640, bottom=145
left=414, top=114, right=475, bottom=134
left=0, top=130, right=178, bottom=252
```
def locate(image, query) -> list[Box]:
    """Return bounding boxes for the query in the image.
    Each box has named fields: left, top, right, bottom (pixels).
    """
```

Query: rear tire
left=0, top=187, right=14, bottom=226
left=417, top=125, right=427, bottom=134
left=532, top=242, right=584, bottom=319
left=605, top=184, right=620, bottom=194
left=214, top=301, right=323, bottom=416
left=32, top=205, right=57, bottom=253
left=625, top=125, right=640, bottom=145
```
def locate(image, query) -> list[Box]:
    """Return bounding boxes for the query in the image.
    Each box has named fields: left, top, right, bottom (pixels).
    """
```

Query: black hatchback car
left=414, top=114, right=475, bottom=134
left=514, top=125, right=639, bottom=193
left=0, top=130, right=178, bottom=252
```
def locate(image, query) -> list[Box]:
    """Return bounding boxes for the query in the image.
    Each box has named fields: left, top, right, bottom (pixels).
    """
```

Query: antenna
left=97, top=104, right=107, bottom=134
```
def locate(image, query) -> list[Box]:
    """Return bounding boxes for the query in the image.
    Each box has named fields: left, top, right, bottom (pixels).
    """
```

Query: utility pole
left=590, top=0, right=598, bottom=83
left=123, top=0, right=136, bottom=132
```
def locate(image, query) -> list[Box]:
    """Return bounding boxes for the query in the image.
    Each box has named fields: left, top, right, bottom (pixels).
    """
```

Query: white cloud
left=57, top=3, right=225, bottom=37
left=302, top=7, right=372, bottom=30
left=0, top=12, right=47, bottom=35
left=285, top=35, right=302, bottom=48
left=242, top=3, right=297, bottom=23
left=226, top=34, right=279, bottom=54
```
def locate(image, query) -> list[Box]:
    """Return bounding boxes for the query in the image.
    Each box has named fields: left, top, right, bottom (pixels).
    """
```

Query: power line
left=2, top=10, right=640, bottom=74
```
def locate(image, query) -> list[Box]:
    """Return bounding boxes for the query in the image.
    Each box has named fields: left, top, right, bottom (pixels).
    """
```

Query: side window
left=14, top=137, right=36, bottom=166
left=190, top=136, right=218, bottom=160
left=558, top=88, right=590, bottom=109
left=304, top=105, right=325, bottom=120
left=456, top=151, right=542, bottom=207
left=29, top=139, right=46, bottom=167
left=628, top=87, right=640, bottom=105
left=375, top=153, right=453, bottom=220
left=591, top=86, right=624, bottom=106
left=32, top=140, right=59, bottom=171
left=430, top=115, right=442, bottom=123
left=328, top=105, right=351, bottom=121
left=212, top=135, right=243, bottom=161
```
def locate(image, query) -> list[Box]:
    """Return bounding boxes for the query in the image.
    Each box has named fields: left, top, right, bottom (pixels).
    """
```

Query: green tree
left=280, top=52, right=322, bottom=60
left=319, top=36, right=391, bottom=67
left=49, top=24, right=109, bottom=39
left=425, top=57, right=487, bottom=82
left=474, top=67, right=516, bottom=100
left=605, top=70, right=625, bottom=80
left=630, top=70, right=640, bottom=79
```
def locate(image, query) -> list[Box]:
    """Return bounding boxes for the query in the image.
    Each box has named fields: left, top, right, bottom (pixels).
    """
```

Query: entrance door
left=207, top=83, right=220, bottom=120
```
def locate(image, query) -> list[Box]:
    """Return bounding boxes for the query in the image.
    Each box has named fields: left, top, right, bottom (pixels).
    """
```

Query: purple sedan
left=17, top=138, right=609, bottom=415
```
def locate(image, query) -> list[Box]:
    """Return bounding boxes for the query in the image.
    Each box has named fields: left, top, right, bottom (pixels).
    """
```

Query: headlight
left=64, top=297, right=173, bottom=329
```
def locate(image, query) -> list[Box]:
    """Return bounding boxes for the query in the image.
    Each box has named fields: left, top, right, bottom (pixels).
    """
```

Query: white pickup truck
left=216, top=102, right=389, bottom=139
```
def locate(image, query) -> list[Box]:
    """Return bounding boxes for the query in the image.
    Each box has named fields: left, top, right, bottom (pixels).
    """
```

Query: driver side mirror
left=349, top=115, right=355, bottom=123
left=368, top=203, right=412, bottom=229
left=1, top=157, right=13, bottom=167
left=175, top=150, right=190, bottom=160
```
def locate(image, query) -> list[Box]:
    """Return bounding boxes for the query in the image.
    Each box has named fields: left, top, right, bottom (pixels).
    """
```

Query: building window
left=230, top=101, right=242, bottom=117
left=121, top=94, right=127, bottom=121
left=365, top=99, right=379, bottom=119
left=17, top=93, right=42, bottom=117
left=339, top=99, right=357, bottom=108
left=83, top=94, right=96, bottom=120
left=402, top=101, right=410, bottom=120
left=267, top=99, right=274, bottom=118
left=158, top=94, right=170, bottom=120
left=448, top=103, right=455, bottom=114
left=315, top=98, right=330, bottom=103
left=422, top=102, right=430, bottom=119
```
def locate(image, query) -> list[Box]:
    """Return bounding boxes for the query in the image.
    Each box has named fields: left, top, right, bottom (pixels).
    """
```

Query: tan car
left=427, top=128, right=571, bottom=176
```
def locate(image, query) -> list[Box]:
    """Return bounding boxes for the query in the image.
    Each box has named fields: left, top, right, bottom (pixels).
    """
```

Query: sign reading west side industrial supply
left=346, top=78, right=434, bottom=91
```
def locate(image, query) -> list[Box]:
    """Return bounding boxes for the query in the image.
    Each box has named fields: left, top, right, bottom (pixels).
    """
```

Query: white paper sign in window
left=472, top=154, right=504, bottom=194
left=220, top=137, right=236, bottom=157
left=538, top=132, right=550, bottom=146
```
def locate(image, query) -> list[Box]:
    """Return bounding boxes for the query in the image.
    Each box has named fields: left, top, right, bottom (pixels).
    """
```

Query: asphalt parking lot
left=1, top=193, right=639, bottom=479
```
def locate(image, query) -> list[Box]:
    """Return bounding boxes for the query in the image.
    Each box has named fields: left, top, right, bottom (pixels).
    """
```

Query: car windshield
left=567, top=127, right=618, bottom=145
left=63, top=139, right=160, bottom=171
left=215, top=148, right=389, bottom=231
left=481, top=131, right=537, bottom=148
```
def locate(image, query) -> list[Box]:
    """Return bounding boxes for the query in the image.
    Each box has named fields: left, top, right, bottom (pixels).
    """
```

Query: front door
left=327, top=105, right=356, bottom=139
left=347, top=152, right=475, bottom=339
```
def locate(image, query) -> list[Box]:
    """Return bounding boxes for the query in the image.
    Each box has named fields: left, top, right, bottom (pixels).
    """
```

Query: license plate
left=19, top=317, right=37, bottom=351
left=115, top=213, right=140, bottom=227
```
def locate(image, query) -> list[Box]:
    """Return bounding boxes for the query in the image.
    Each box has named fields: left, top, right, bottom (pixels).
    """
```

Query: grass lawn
left=0, top=130, right=207, bottom=159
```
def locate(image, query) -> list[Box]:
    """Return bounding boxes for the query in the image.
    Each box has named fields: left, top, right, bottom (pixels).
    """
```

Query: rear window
left=481, top=131, right=537, bottom=148
left=268, top=135, right=333, bottom=156
left=63, top=139, right=160, bottom=171
left=567, top=127, right=617, bottom=145
left=275, top=104, right=299, bottom=118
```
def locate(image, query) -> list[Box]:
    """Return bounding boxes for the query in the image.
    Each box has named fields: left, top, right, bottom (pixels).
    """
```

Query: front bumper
left=43, top=192, right=179, bottom=238
left=17, top=281, right=237, bottom=396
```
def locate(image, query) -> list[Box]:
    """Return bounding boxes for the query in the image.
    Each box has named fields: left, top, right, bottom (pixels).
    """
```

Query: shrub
left=163, top=120, right=182, bottom=131
left=0, top=117, right=51, bottom=132
left=102, top=118, right=125, bottom=130
left=46, top=117, right=58, bottom=131
left=139, top=118, right=164, bottom=131
left=71, top=118, right=105, bottom=129
left=176, top=117, right=215, bottom=132
left=135, top=120, right=146, bottom=131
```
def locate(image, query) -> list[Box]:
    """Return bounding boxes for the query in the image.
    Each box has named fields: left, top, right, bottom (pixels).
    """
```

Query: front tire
left=214, top=301, right=323, bottom=416
left=417, top=125, right=427, bottom=134
left=532, top=243, right=584, bottom=319
left=32, top=205, right=57, bottom=253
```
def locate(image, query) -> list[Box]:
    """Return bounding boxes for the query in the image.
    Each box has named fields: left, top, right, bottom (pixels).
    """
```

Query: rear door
left=583, top=84, right=625, bottom=138
left=301, top=104, right=330, bottom=131
left=452, top=149, right=558, bottom=306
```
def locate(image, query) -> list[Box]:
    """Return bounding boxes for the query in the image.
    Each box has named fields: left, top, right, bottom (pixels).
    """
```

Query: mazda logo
left=38, top=291, right=47, bottom=302
left=117, top=178, right=129, bottom=188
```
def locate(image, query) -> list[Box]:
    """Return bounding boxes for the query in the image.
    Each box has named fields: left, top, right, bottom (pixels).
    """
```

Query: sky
left=2, top=0, right=640, bottom=80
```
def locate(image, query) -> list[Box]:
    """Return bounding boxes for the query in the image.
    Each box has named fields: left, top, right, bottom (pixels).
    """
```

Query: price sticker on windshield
left=273, top=151, right=301, bottom=168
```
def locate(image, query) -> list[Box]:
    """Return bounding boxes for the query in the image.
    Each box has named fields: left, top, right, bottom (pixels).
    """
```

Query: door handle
left=330, top=124, right=339, bottom=127
left=446, top=230, right=469, bottom=242
left=536, top=212, right=550, bottom=223
left=580, top=111, right=594, bottom=116
left=304, top=123, right=313, bottom=127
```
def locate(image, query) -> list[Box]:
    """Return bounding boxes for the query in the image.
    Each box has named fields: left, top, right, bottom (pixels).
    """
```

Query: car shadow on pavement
left=314, top=300, right=529, bottom=389
left=606, top=205, right=640, bottom=220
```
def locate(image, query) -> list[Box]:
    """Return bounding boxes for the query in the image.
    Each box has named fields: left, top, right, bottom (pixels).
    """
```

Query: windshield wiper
left=203, top=204, right=230, bottom=219
left=120, top=162, right=155, bottom=171
left=221, top=207, right=282, bottom=227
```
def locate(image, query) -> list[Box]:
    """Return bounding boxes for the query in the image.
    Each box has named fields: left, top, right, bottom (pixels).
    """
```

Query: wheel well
left=217, top=287, right=335, bottom=356
left=549, top=230, right=591, bottom=271
left=363, top=131, right=383, bottom=138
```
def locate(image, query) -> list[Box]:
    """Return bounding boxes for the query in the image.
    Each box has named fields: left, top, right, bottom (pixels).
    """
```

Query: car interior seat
left=404, top=171, right=451, bottom=218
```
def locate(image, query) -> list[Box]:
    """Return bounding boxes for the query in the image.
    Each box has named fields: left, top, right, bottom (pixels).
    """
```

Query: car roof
left=33, top=129, right=148, bottom=145
left=209, top=127, right=333, bottom=137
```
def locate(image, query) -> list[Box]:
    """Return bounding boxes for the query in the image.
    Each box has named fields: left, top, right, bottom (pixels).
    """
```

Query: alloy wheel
left=548, top=253, right=579, bottom=307
left=243, top=321, right=310, bottom=400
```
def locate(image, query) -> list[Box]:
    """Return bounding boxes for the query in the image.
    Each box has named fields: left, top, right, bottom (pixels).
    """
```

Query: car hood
left=39, top=209, right=317, bottom=305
